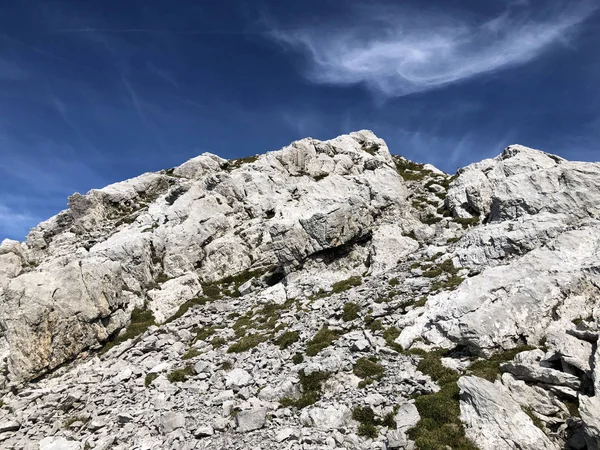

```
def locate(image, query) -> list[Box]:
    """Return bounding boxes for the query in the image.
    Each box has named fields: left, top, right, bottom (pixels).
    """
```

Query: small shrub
left=358, top=378, right=374, bottom=389
left=455, top=216, right=479, bottom=229
left=155, top=273, right=171, bottom=283
left=182, top=348, right=201, bottom=360
left=193, top=325, right=219, bottom=342
left=167, top=365, right=195, bottom=383
left=145, top=373, right=159, bottom=387
left=292, top=353, right=304, bottom=364
left=412, top=297, right=427, bottom=308
left=275, top=331, right=300, bottom=350
left=342, top=302, right=361, bottom=322
left=210, top=336, right=227, bottom=348
left=306, top=326, right=340, bottom=356
left=389, top=277, right=400, bottom=287
left=101, top=307, right=156, bottom=354
left=332, top=276, right=362, bottom=293
left=352, top=405, right=393, bottom=439
left=423, top=267, right=442, bottom=278
left=367, top=318, right=383, bottom=332
left=353, top=357, right=385, bottom=381
left=167, top=296, right=213, bottom=323
left=279, top=370, right=330, bottom=409
left=383, top=326, right=402, bottom=351
left=220, top=360, right=234, bottom=371
left=227, top=334, right=267, bottom=353
left=408, top=349, right=477, bottom=450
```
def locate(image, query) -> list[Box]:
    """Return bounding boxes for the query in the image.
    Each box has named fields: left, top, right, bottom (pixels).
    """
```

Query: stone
left=235, top=408, right=267, bottom=433
left=158, top=412, right=186, bottom=434
left=0, top=420, right=20, bottom=433
left=458, top=376, right=559, bottom=450
left=300, top=404, right=351, bottom=430
left=225, top=368, right=253, bottom=390
left=39, top=437, right=82, bottom=450
left=194, top=425, right=214, bottom=437
left=274, top=427, right=299, bottom=443
left=394, top=403, right=420, bottom=432
left=387, top=429, right=409, bottom=450
left=500, top=362, right=581, bottom=390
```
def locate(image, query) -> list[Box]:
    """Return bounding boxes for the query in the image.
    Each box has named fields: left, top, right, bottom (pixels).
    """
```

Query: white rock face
left=300, top=404, right=351, bottom=429
left=0, top=133, right=599, bottom=450
left=458, top=376, right=559, bottom=450
left=0, top=130, right=409, bottom=384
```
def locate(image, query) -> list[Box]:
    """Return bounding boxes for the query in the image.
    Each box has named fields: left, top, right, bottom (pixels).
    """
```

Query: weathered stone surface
left=300, top=404, right=352, bottom=430
left=0, top=134, right=598, bottom=450
left=39, top=437, right=82, bottom=450
left=235, top=408, right=267, bottom=433
left=458, top=376, right=559, bottom=450
left=501, top=362, right=581, bottom=390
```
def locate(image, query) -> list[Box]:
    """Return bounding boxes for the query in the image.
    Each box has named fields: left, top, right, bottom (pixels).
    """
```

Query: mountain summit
left=0, top=131, right=599, bottom=449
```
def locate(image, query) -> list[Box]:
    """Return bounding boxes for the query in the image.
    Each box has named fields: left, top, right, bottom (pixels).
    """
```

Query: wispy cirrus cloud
left=267, top=1, right=598, bottom=97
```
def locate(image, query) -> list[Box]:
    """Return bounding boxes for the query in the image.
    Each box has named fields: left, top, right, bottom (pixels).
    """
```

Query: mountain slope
left=0, top=131, right=598, bottom=449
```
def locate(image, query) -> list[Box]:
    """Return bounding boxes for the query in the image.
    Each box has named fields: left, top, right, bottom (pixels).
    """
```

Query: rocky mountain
left=0, top=130, right=598, bottom=450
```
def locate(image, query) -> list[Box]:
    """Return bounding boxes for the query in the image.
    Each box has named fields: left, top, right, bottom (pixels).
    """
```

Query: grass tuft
left=227, top=334, right=267, bottom=353
left=305, top=326, right=340, bottom=356
left=275, top=331, right=300, bottom=350
left=101, top=307, right=155, bottom=354
left=342, top=302, right=361, bottom=322
left=167, top=364, right=195, bottom=383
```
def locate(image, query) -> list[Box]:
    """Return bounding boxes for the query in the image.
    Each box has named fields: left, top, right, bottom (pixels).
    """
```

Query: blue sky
left=1, top=0, right=599, bottom=241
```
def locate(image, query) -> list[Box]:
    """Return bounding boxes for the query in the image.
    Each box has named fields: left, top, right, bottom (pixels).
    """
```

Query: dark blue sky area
left=1, top=0, right=599, bottom=240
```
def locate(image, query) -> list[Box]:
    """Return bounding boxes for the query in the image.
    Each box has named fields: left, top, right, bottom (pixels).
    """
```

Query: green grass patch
left=275, top=331, right=300, bottom=350
left=455, top=216, right=480, bottom=229
left=342, top=302, right=361, bottom=322
left=352, top=405, right=397, bottom=439
left=306, top=326, right=341, bottom=356
left=182, top=348, right=201, bottom=360
left=468, top=345, right=536, bottom=382
left=192, top=325, right=219, bottom=342
left=331, top=276, right=362, bottom=294
left=211, top=336, right=227, bottom=348
left=389, top=277, right=400, bottom=287
left=167, top=364, right=195, bottom=383
left=225, top=155, right=259, bottom=170
left=408, top=348, right=477, bottom=450
left=145, top=373, right=159, bottom=387
left=393, top=156, right=432, bottom=182
left=279, top=370, right=331, bottom=409
left=100, top=307, right=156, bottom=354
left=227, top=334, right=267, bottom=353
left=383, top=326, right=403, bottom=352
left=353, top=357, right=385, bottom=381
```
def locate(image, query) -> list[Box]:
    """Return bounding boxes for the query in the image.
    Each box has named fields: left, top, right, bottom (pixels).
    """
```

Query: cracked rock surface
left=0, top=131, right=599, bottom=449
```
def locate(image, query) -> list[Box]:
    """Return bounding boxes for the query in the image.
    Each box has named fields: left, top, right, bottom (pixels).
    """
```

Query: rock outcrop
left=0, top=132, right=598, bottom=449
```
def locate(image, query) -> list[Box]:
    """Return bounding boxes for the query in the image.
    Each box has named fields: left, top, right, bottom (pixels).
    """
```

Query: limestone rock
left=300, top=404, right=352, bottom=430
left=458, top=376, right=559, bottom=450
left=235, top=408, right=267, bottom=433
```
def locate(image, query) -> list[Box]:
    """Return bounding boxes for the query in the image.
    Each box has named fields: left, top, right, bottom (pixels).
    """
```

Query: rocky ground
left=0, top=131, right=598, bottom=449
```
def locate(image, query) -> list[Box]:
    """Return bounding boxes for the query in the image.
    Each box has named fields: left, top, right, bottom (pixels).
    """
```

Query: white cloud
left=268, top=1, right=597, bottom=97
left=0, top=202, right=39, bottom=241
